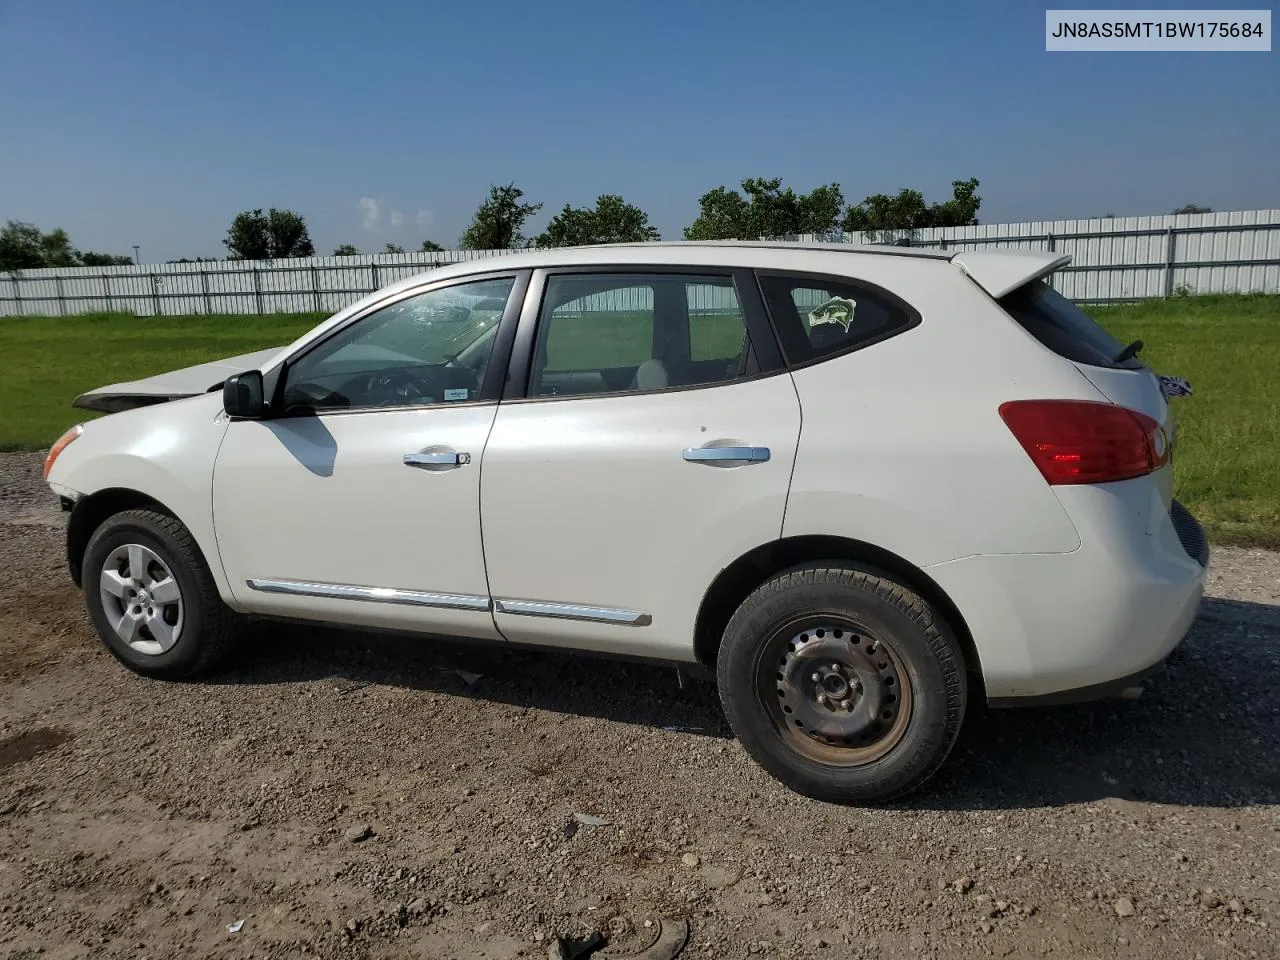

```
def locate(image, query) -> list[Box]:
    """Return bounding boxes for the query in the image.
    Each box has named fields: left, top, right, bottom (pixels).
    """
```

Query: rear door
left=477, top=267, right=801, bottom=662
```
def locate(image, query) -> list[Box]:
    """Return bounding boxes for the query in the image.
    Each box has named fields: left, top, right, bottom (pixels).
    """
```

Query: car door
left=213, top=272, right=527, bottom=640
left=479, top=267, right=802, bottom=661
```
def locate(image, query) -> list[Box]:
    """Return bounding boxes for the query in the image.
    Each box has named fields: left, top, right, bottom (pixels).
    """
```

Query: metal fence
left=2, top=209, right=1278, bottom=317
left=797, top=207, right=1280, bottom=303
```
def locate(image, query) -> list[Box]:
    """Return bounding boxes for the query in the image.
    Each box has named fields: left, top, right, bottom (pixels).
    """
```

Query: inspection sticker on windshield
left=444, top=388, right=469, bottom=401
left=808, top=297, right=857, bottom=332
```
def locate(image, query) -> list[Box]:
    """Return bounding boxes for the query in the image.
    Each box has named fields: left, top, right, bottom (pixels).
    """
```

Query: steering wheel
left=363, top=368, right=433, bottom=406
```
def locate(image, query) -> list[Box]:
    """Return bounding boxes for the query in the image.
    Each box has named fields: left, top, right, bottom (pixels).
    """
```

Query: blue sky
left=1, top=0, right=1276, bottom=261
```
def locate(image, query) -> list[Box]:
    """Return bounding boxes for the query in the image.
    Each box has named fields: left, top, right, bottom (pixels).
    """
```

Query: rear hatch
left=996, top=278, right=1175, bottom=503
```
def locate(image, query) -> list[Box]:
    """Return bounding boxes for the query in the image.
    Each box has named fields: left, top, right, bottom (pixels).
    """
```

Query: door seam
left=778, top=371, right=804, bottom=539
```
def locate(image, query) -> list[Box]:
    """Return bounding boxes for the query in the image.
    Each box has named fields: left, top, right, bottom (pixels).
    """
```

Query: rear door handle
left=404, top=451, right=470, bottom=468
left=682, top=445, right=771, bottom=465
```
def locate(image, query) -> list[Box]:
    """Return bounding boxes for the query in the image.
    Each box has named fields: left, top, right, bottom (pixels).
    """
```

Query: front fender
left=48, top=393, right=234, bottom=603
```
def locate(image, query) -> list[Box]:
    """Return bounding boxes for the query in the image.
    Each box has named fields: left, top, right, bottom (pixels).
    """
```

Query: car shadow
left=212, top=595, right=1279, bottom=810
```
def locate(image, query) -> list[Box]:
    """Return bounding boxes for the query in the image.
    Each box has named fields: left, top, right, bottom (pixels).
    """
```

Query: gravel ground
left=1, top=450, right=1277, bottom=960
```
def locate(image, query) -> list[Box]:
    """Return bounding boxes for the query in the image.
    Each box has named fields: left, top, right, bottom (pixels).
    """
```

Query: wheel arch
left=66, top=488, right=178, bottom=587
left=693, top=535, right=984, bottom=695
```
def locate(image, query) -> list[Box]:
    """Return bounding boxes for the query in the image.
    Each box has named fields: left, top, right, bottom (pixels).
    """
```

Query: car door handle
left=404, top=451, right=471, bottom=468
left=682, top=445, right=771, bottom=465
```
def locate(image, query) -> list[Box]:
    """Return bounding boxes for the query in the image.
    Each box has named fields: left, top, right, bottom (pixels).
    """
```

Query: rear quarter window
left=757, top=272, right=920, bottom=366
left=998, top=279, right=1141, bottom=369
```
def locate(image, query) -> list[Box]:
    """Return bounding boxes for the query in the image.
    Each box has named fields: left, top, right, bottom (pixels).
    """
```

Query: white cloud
left=358, top=196, right=418, bottom=235
left=359, top=197, right=381, bottom=231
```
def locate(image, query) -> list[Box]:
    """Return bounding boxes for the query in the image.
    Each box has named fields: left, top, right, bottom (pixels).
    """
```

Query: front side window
left=281, top=277, right=514, bottom=413
left=758, top=273, right=919, bottom=365
left=529, top=273, right=753, bottom=398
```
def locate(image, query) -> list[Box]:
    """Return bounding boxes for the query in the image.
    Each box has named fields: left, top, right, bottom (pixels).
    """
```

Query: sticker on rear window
left=808, top=297, right=857, bottom=332
left=444, top=388, right=469, bottom=401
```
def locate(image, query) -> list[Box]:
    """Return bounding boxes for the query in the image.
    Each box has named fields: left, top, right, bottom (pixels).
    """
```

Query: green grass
left=0, top=311, right=322, bottom=451
left=1, top=297, right=1277, bottom=547
left=1088, top=294, right=1280, bottom=548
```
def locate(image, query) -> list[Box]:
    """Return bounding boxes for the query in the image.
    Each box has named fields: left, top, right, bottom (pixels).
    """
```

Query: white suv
left=44, top=242, right=1206, bottom=802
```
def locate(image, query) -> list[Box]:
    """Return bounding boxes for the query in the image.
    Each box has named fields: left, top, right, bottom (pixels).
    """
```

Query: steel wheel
left=756, top=618, right=913, bottom=766
left=98, top=543, right=184, bottom=656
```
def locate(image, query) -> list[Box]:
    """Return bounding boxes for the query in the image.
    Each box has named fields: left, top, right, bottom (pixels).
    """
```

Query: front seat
left=631, top=358, right=670, bottom=391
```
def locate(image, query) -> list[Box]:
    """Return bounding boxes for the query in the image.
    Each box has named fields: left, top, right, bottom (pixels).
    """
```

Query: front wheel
left=82, top=508, right=238, bottom=679
left=716, top=564, right=967, bottom=803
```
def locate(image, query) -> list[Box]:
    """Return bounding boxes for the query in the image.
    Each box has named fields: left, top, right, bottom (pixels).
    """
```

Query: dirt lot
left=1, top=451, right=1277, bottom=960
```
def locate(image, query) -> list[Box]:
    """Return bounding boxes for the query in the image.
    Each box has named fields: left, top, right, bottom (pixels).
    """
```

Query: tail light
left=43, top=424, right=84, bottom=480
left=999, top=400, right=1168, bottom=485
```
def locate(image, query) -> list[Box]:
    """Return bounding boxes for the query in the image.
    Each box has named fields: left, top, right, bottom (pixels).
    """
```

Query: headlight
left=43, top=424, right=84, bottom=480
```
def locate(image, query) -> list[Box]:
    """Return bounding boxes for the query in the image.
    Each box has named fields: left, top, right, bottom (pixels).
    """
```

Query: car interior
left=529, top=276, right=756, bottom=398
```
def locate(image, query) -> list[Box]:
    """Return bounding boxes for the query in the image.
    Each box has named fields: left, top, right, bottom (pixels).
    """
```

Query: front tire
left=82, top=509, right=238, bottom=679
left=717, top=563, right=966, bottom=803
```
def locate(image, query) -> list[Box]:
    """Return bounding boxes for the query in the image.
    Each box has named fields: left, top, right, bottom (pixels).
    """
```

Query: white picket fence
left=2, top=209, right=1278, bottom=317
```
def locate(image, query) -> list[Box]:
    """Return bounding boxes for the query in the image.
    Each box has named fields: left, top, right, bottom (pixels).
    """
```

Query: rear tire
left=82, top=509, right=238, bottom=679
left=716, top=563, right=966, bottom=803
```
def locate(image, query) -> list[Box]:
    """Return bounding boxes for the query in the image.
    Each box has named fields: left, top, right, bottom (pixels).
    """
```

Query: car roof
left=422, top=241, right=954, bottom=281
left=403, top=241, right=1069, bottom=301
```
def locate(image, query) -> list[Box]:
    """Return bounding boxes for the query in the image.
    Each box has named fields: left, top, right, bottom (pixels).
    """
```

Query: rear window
left=999, top=280, right=1140, bottom=369
left=757, top=273, right=919, bottom=366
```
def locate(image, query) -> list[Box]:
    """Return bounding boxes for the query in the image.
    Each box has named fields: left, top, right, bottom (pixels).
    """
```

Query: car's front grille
left=1171, top=499, right=1209, bottom=567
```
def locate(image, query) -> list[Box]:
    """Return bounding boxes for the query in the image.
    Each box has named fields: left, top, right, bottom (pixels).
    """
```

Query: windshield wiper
left=1113, top=339, right=1144, bottom=363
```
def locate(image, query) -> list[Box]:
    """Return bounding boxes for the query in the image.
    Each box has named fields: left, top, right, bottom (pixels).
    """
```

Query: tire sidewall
left=718, top=572, right=965, bottom=803
left=83, top=515, right=211, bottom=677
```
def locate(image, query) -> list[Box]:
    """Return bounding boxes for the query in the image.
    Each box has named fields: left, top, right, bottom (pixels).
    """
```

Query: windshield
left=999, top=280, right=1141, bottom=370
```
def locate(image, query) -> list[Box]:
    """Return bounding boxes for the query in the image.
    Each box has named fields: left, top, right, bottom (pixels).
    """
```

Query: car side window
left=529, top=274, right=755, bottom=398
left=757, top=273, right=919, bottom=365
left=280, top=277, right=515, bottom=414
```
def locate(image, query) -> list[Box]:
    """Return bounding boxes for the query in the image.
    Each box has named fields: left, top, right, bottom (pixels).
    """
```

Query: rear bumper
left=925, top=486, right=1207, bottom=702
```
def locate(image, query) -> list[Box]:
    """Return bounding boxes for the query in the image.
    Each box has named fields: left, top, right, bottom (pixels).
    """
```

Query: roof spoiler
left=951, top=251, right=1072, bottom=300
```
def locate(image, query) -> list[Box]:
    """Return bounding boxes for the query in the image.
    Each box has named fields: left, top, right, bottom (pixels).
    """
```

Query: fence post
left=152, top=273, right=162, bottom=316
left=201, top=269, right=212, bottom=314
left=55, top=275, right=66, bottom=316
left=1046, top=234, right=1056, bottom=289
left=11, top=274, right=23, bottom=316
left=311, top=265, right=322, bottom=312
left=253, top=268, right=264, bottom=315
left=103, top=274, right=113, bottom=313
left=370, top=262, right=379, bottom=293
left=1164, top=227, right=1177, bottom=297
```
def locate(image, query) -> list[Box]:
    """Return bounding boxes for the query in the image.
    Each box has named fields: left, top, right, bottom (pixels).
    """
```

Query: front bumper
left=925, top=490, right=1208, bottom=702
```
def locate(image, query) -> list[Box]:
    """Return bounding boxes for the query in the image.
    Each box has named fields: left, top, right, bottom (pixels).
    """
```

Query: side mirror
left=223, top=371, right=267, bottom=419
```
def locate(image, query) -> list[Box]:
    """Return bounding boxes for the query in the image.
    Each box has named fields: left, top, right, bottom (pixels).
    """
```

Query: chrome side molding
left=493, top=598, right=652, bottom=626
left=245, top=578, right=651, bottom=626
left=246, top=578, right=492, bottom=612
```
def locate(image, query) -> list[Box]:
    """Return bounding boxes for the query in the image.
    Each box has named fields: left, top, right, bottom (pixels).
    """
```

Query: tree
left=332, top=243, right=360, bottom=256
left=223, top=208, right=316, bottom=260
left=0, top=220, right=133, bottom=270
left=1171, top=203, right=1212, bottom=215
left=684, top=178, right=845, bottom=240
left=842, top=178, right=981, bottom=239
left=458, top=183, right=542, bottom=250
left=383, top=242, right=405, bottom=254
left=0, top=221, right=52, bottom=270
left=80, top=251, right=135, bottom=266
left=419, top=239, right=445, bottom=252
left=536, top=194, right=660, bottom=248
